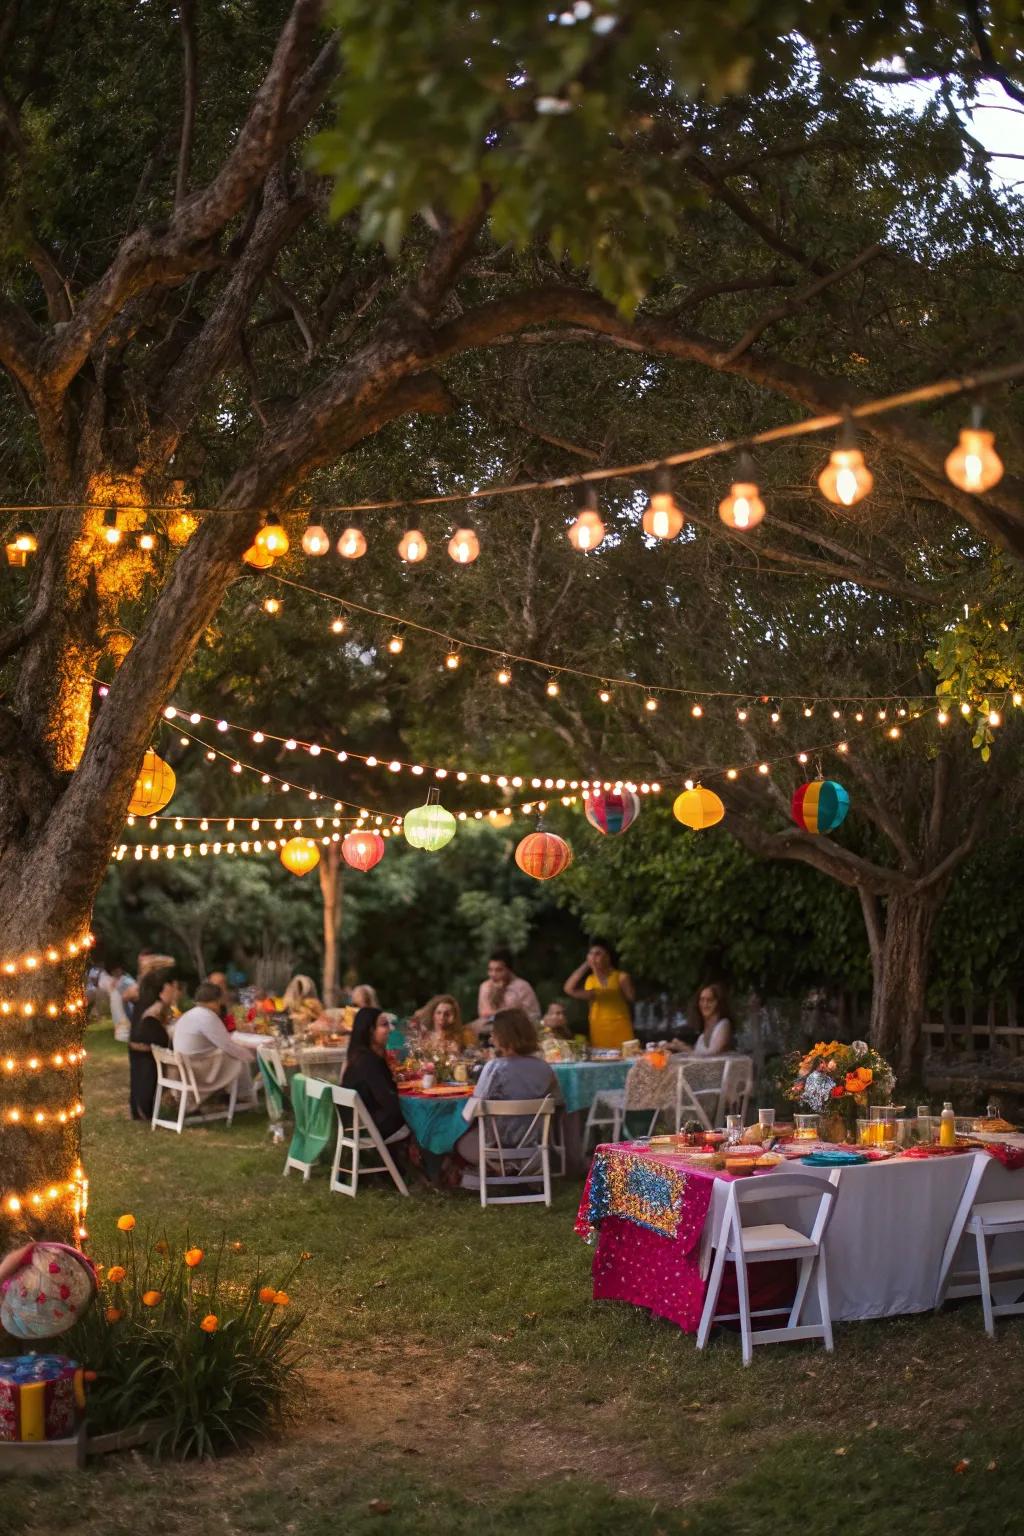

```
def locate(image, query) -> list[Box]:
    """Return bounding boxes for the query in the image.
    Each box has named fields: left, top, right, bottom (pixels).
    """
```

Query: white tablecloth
left=702, top=1151, right=1024, bottom=1322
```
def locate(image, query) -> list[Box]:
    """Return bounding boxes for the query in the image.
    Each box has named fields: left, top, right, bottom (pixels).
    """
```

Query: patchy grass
left=4, top=1022, right=1024, bottom=1534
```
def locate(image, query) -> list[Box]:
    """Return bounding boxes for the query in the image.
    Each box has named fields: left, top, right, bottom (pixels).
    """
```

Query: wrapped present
left=0, top=1354, right=84, bottom=1441
left=0, top=1242, right=96, bottom=1340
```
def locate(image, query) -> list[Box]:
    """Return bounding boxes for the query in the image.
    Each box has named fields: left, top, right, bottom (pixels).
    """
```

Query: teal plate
left=800, top=1149, right=868, bottom=1166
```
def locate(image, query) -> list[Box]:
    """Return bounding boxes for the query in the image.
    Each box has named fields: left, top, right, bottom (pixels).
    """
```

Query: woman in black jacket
left=341, top=1006, right=406, bottom=1141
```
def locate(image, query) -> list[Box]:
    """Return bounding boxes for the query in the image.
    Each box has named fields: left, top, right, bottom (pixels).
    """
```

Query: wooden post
left=318, top=842, right=343, bottom=1007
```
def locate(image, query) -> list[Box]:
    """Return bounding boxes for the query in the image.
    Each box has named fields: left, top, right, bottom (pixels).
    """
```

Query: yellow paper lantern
left=279, top=837, right=320, bottom=877
left=242, top=543, right=275, bottom=570
left=128, top=750, right=176, bottom=816
left=672, top=785, right=725, bottom=830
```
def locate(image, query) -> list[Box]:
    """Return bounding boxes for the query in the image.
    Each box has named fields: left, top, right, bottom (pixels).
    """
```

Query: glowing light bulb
left=387, top=632, right=404, bottom=655
left=337, top=527, right=367, bottom=559
left=945, top=426, right=1003, bottom=493
left=255, top=514, right=289, bottom=557
left=102, top=508, right=122, bottom=545
left=546, top=677, right=560, bottom=697
left=644, top=696, right=658, bottom=713
left=497, top=665, right=512, bottom=686
left=642, top=489, right=684, bottom=540
left=937, top=710, right=949, bottom=725
left=448, top=528, right=480, bottom=564
left=398, top=528, right=428, bottom=563
left=242, top=543, right=274, bottom=570
left=445, top=649, right=461, bottom=670
left=138, top=527, right=157, bottom=552
left=818, top=447, right=873, bottom=507
left=960, top=702, right=972, bottom=717
left=301, top=524, right=330, bottom=556
left=737, top=708, right=748, bottom=722
left=263, top=597, right=281, bottom=615
left=691, top=703, right=703, bottom=719
left=568, top=487, right=605, bottom=552
left=12, top=522, right=37, bottom=555
left=598, top=687, right=611, bottom=704
left=718, top=481, right=766, bottom=530
left=1013, top=692, right=1023, bottom=707
left=988, top=710, right=1001, bottom=727
left=330, top=616, right=346, bottom=635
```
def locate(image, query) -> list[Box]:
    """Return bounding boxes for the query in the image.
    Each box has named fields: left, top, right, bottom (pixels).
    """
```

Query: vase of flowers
left=785, top=1039, right=896, bottom=1143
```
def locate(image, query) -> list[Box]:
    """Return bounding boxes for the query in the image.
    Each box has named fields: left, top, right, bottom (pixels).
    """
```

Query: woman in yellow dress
left=563, top=941, right=635, bottom=1050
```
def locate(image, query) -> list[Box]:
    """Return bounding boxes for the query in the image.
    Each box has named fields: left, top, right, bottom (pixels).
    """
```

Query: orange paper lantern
left=672, top=785, right=725, bottom=830
left=514, top=831, right=573, bottom=881
left=279, top=837, right=320, bottom=877
left=341, top=830, right=385, bottom=872
left=128, top=750, right=176, bottom=815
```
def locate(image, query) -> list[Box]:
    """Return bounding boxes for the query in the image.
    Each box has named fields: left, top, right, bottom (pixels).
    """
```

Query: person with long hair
left=340, top=1006, right=407, bottom=1141
left=689, top=982, right=733, bottom=1054
left=128, top=965, right=181, bottom=1121
left=563, top=939, right=635, bottom=1050
left=414, top=994, right=468, bottom=1053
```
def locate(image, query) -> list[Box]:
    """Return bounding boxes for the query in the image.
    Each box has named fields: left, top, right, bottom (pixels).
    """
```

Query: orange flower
left=259, top=1285, right=277, bottom=1304
left=116, top=1214, right=135, bottom=1231
left=106, top=1265, right=126, bottom=1284
left=199, top=1314, right=219, bottom=1333
left=844, top=1067, right=873, bottom=1094
left=141, top=1289, right=162, bottom=1307
left=184, top=1247, right=203, bottom=1268
left=104, top=1306, right=123, bottom=1324
left=273, top=1291, right=290, bottom=1307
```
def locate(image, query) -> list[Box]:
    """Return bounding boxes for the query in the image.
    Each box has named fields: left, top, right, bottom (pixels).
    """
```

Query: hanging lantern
left=128, top=750, right=176, bottom=816
left=403, top=788, right=457, bottom=851
left=301, top=524, right=330, bottom=556
left=945, top=416, right=1004, bottom=493
left=791, top=779, right=850, bottom=834
left=585, top=788, right=640, bottom=836
left=818, top=447, right=873, bottom=507
left=342, top=829, right=386, bottom=872
left=642, top=473, right=685, bottom=540
left=515, top=830, right=573, bottom=881
left=718, top=452, right=765, bottom=530
left=5, top=522, right=37, bottom=566
left=672, top=785, right=725, bottom=830
left=337, top=526, right=367, bottom=559
left=448, top=527, right=480, bottom=564
left=242, top=543, right=274, bottom=569
left=255, top=514, right=289, bottom=558
left=568, top=486, right=605, bottom=552
left=398, top=528, right=428, bottom=563
left=280, top=837, right=320, bottom=876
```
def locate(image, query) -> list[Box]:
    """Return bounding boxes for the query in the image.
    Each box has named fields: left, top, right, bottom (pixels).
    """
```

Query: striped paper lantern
left=791, top=779, right=850, bottom=834
left=341, top=830, right=385, bottom=872
left=584, top=788, right=640, bottom=837
left=403, top=798, right=457, bottom=851
left=672, top=785, right=725, bottom=830
left=514, top=831, right=573, bottom=881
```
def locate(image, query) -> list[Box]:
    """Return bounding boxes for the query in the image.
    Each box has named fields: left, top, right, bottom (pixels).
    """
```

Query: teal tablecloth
left=399, top=1093, right=468, bottom=1154
left=552, top=1060, right=630, bottom=1114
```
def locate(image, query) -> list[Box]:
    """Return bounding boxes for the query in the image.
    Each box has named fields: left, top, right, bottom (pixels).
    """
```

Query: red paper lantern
left=341, top=830, right=385, bottom=872
left=515, top=831, right=573, bottom=881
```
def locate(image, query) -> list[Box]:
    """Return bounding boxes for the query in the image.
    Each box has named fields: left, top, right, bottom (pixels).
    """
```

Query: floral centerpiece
left=785, top=1039, right=896, bottom=1143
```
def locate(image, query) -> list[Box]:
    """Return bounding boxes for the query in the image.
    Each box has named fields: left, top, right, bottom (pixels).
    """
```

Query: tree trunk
left=319, top=842, right=343, bottom=1007
left=863, top=888, right=943, bottom=1080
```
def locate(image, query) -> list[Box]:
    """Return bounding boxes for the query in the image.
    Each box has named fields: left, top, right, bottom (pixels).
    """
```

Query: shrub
left=64, top=1217, right=304, bottom=1459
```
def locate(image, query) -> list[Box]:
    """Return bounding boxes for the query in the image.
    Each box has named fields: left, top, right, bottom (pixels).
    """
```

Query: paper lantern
left=791, top=779, right=850, bottom=834
left=280, top=836, right=320, bottom=876
left=242, top=543, right=274, bottom=569
left=672, top=785, right=725, bottom=830
left=0, top=1243, right=97, bottom=1341
left=515, top=831, right=573, bottom=881
left=128, top=750, right=176, bottom=815
left=403, top=793, right=456, bottom=851
left=585, top=788, right=640, bottom=836
left=342, top=830, right=385, bottom=872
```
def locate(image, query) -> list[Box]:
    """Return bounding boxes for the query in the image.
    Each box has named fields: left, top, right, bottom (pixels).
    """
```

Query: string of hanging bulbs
left=3, top=358, right=1018, bottom=568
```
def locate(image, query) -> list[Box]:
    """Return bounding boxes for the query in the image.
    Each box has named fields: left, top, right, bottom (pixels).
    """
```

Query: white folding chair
left=584, top=1060, right=676, bottom=1151
left=941, top=1198, right=1024, bottom=1336
left=696, top=1171, right=838, bottom=1366
left=672, top=1057, right=728, bottom=1131
left=720, top=1055, right=754, bottom=1121
left=258, top=1042, right=288, bottom=1117
left=299, top=1079, right=409, bottom=1197
left=468, top=1096, right=557, bottom=1207
left=150, top=1045, right=239, bottom=1133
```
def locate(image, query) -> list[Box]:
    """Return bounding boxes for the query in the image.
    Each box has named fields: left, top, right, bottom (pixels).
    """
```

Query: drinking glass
left=794, top=1114, right=819, bottom=1141
left=758, top=1108, right=776, bottom=1144
left=725, top=1114, right=743, bottom=1144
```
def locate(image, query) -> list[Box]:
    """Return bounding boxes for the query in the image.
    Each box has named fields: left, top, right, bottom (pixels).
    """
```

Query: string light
left=0, top=933, right=93, bottom=977
left=337, top=526, right=367, bottom=559
left=263, top=597, right=281, bottom=615
left=102, top=507, right=122, bottom=546
left=568, top=487, right=605, bottom=552
left=818, top=421, right=874, bottom=507
left=718, top=456, right=766, bottom=531
left=137, top=521, right=158, bottom=552
left=445, top=646, right=461, bottom=670
left=598, top=685, right=612, bottom=704
left=2, top=1049, right=86, bottom=1075
left=5, top=521, right=38, bottom=567
left=642, top=474, right=685, bottom=540
left=387, top=630, right=405, bottom=655
left=301, top=524, right=330, bottom=556
left=255, top=514, right=289, bottom=558
left=398, top=528, right=428, bottom=563
left=644, top=695, right=659, bottom=713
left=497, top=662, right=512, bottom=686
left=330, top=615, right=347, bottom=635
left=448, top=527, right=480, bottom=564
left=546, top=677, right=560, bottom=698
left=0, top=997, right=86, bottom=1018
left=5, top=1102, right=84, bottom=1127
left=945, top=409, right=1004, bottom=493
left=4, top=1169, right=86, bottom=1220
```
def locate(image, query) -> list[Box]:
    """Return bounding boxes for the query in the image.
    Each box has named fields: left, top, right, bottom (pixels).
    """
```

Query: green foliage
left=556, top=806, right=871, bottom=1000
left=928, top=580, right=1024, bottom=758
left=60, top=1225, right=302, bottom=1460
left=930, top=834, right=1024, bottom=1004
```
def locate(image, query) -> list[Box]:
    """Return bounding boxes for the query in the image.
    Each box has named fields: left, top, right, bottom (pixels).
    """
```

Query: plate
left=800, top=1150, right=868, bottom=1166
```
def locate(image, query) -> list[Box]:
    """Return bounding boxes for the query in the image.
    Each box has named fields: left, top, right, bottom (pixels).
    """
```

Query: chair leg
left=789, top=1256, right=814, bottom=1327
left=734, top=1253, right=754, bottom=1366
left=225, top=1075, right=238, bottom=1128
left=696, top=1241, right=728, bottom=1350
left=815, top=1249, right=834, bottom=1352
left=976, top=1227, right=995, bottom=1336
left=150, top=1086, right=161, bottom=1130
left=176, top=1086, right=187, bottom=1133
left=542, top=1144, right=552, bottom=1207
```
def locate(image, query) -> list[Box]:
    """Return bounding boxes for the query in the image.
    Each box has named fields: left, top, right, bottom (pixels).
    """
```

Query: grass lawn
left=5, top=1024, right=1024, bottom=1535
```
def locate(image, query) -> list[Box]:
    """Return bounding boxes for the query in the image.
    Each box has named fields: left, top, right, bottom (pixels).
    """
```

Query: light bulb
left=644, top=696, right=658, bottom=713
left=1013, top=692, right=1023, bottom=707
left=988, top=710, right=1001, bottom=727
left=937, top=709, right=949, bottom=725
left=945, top=427, right=1003, bottom=493
left=387, top=632, right=404, bottom=655
left=818, top=447, right=873, bottom=507
left=718, top=481, right=766, bottom=530
left=960, top=702, right=971, bottom=717
left=102, top=509, right=122, bottom=546
left=398, top=528, right=428, bottom=563
left=691, top=703, right=703, bottom=718
left=568, top=487, right=605, bottom=552
left=642, top=490, right=684, bottom=540
left=448, top=528, right=480, bottom=564
left=497, top=665, right=512, bottom=686
left=598, top=687, right=611, bottom=704
left=337, top=527, right=367, bottom=559
left=138, top=527, right=157, bottom=552
left=255, top=515, right=289, bottom=557
left=546, top=677, right=560, bottom=698
left=301, top=524, right=330, bottom=556
left=263, top=597, right=281, bottom=615
left=330, top=616, right=346, bottom=635
left=12, top=522, right=37, bottom=554
left=445, top=649, right=461, bottom=670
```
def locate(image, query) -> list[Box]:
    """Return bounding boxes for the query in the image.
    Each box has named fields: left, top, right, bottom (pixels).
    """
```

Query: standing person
left=472, top=949, right=541, bottom=1033
left=690, top=982, right=734, bottom=1055
left=173, top=982, right=258, bottom=1105
left=341, top=1007, right=408, bottom=1143
left=564, top=941, right=635, bottom=1050
left=454, top=1009, right=558, bottom=1163
left=128, top=966, right=180, bottom=1121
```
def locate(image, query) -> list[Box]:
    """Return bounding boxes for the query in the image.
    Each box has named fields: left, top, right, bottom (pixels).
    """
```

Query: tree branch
left=174, top=0, right=199, bottom=209
left=720, top=242, right=883, bottom=364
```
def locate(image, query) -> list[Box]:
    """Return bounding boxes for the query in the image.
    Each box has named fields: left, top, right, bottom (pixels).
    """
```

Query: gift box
left=0, top=1354, right=84, bottom=1441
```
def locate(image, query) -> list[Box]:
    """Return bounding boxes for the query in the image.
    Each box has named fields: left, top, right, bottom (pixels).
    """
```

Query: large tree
left=1, top=0, right=1022, bottom=1233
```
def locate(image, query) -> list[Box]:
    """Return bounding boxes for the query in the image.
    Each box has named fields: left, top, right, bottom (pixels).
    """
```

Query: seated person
left=540, top=1000, right=572, bottom=1039
left=282, top=972, right=323, bottom=1031
left=340, top=1007, right=408, bottom=1143
left=455, top=1009, right=558, bottom=1162
left=412, top=994, right=470, bottom=1054
left=469, top=950, right=541, bottom=1037
left=690, top=982, right=734, bottom=1055
left=128, top=966, right=181, bottom=1121
left=173, top=982, right=258, bottom=1104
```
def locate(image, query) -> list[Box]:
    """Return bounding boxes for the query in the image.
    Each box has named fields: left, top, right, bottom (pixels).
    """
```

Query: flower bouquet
left=785, top=1039, right=896, bottom=1143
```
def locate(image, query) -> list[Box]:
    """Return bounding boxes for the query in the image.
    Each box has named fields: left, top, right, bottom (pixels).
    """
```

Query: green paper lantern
left=403, top=794, right=457, bottom=852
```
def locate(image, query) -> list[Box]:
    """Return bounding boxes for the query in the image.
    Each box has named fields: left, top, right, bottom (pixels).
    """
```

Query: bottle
left=915, top=1103, right=931, bottom=1143
left=987, top=1100, right=999, bottom=1120
left=939, top=1101, right=956, bottom=1148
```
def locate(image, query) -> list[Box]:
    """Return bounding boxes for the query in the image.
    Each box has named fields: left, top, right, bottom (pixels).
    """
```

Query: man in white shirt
left=173, top=982, right=257, bottom=1106
left=471, top=949, right=541, bottom=1035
